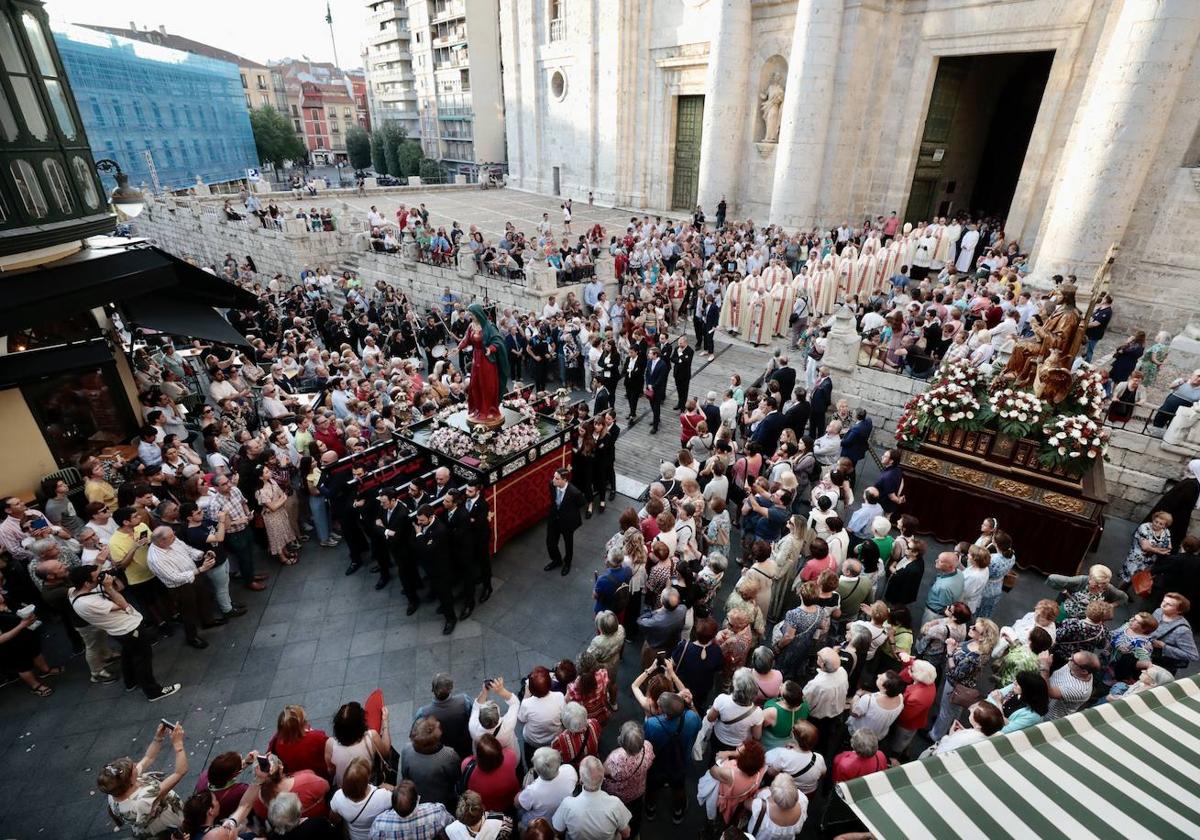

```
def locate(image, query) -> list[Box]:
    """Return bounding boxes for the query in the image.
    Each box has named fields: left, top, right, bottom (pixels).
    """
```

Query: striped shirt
left=1046, top=665, right=1092, bottom=720
left=368, top=803, right=452, bottom=840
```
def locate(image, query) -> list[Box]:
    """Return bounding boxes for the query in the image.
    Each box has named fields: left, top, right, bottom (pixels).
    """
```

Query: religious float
left=894, top=353, right=1108, bottom=576
left=328, top=305, right=583, bottom=554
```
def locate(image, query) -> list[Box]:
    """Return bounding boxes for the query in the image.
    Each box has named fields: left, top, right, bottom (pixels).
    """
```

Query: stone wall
left=129, top=195, right=616, bottom=315
left=821, top=309, right=1190, bottom=530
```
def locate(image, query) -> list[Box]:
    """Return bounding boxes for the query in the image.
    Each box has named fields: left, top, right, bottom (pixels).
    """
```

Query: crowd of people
left=1, top=199, right=1197, bottom=840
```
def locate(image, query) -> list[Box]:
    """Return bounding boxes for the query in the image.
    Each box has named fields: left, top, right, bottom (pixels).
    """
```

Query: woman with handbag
left=928, top=618, right=999, bottom=742
left=701, top=739, right=767, bottom=831
left=1149, top=592, right=1198, bottom=674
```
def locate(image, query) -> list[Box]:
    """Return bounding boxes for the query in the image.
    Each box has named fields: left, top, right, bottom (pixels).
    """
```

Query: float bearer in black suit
left=463, top=480, right=493, bottom=604
left=645, top=346, right=669, bottom=434
left=371, top=488, right=407, bottom=594
left=669, top=336, right=695, bottom=410
left=440, top=489, right=475, bottom=620
left=414, top=505, right=456, bottom=635
left=544, top=467, right=585, bottom=576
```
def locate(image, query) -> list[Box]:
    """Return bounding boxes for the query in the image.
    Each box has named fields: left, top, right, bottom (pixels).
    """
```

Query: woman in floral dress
left=1120, top=511, right=1172, bottom=587
left=257, top=464, right=299, bottom=565
left=1136, top=331, right=1171, bottom=387
left=98, top=723, right=188, bottom=839
left=771, top=582, right=826, bottom=681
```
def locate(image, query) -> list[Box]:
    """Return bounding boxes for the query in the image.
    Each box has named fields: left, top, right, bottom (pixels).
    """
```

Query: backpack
left=608, top=580, right=631, bottom=616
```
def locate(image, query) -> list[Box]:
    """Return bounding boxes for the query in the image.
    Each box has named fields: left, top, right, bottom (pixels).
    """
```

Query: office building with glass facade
left=51, top=22, right=258, bottom=192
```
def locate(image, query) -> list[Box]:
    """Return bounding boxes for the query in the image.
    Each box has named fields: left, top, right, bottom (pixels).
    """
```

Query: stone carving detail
left=994, top=479, right=1034, bottom=499
left=759, top=73, right=785, bottom=143
left=906, top=455, right=941, bottom=473
left=1042, top=492, right=1086, bottom=514
left=949, top=466, right=986, bottom=484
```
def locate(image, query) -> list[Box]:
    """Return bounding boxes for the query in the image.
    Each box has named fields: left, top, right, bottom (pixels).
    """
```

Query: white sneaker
left=148, top=683, right=182, bottom=702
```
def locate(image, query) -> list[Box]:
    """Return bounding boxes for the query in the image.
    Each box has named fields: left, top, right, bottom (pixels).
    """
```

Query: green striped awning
left=837, top=675, right=1200, bottom=840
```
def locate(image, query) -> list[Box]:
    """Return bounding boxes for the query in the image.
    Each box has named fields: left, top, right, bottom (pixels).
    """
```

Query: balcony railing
left=549, top=18, right=565, bottom=42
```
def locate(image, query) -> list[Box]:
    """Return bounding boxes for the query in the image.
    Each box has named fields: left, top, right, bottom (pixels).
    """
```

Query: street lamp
left=94, top=159, right=145, bottom=220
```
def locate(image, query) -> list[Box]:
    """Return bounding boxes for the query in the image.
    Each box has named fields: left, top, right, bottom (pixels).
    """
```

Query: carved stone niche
left=755, top=54, right=788, bottom=144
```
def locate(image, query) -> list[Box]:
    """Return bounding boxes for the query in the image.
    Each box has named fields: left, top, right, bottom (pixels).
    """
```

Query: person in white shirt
left=812, top=420, right=843, bottom=466
left=84, top=504, right=118, bottom=545
left=542, top=296, right=562, bottom=320
left=707, top=669, right=765, bottom=751
left=367, top=206, right=385, bottom=228
left=330, top=756, right=392, bottom=840
left=551, top=757, right=631, bottom=840
left=746, top=774, right=806, bottom=840
left=923, top=700, right=1004, bottom=757
left=517, top=747, right=578, bottom=830
left=146, top=526, right=216, bottom=649
left=803, top=648, right=849, bottom=755
left=517, top=668, right=566, bottom=761
left=764, top=720, right=826, bottom=796
left=469, top=677, right=519, bottom=751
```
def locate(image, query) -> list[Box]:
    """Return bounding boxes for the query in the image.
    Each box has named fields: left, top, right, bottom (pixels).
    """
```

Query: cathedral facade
left=499, top=0, right=1200, bottom=328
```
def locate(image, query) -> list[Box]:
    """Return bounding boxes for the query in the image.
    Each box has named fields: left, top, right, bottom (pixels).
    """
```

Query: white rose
left=966, top=411, right=975, bottom=419
left=1070, top=429, right=1082, bottom=440
left=1069, top=451, right=1080, bottom=458
left=1058, top=446, right=1067, bottom=455
left=1017, top=413, right=1027, bottom=422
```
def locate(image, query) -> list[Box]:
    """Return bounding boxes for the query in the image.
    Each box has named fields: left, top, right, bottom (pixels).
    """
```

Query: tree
left=381, top=123, right=407, bottom=176
left=397, top=140, right=423, bottom=178
left=370, top=129, right=387, bottom=174
left=346, top=126, right=371, bottom=171
left=419, top=158, right=442, bottom=183
left=249, top=107, right=306, bottom=175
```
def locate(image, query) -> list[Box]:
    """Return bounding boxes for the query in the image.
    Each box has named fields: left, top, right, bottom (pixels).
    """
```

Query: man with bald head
left=431, top=467, right=454, bottom=503
left=552, top=755, right=632, bottom=839
left=1042, top=651, right=1100, bottom=720
left=147, top=525, right=217, bottom=649
left=922, top=551, right=965, bottom=625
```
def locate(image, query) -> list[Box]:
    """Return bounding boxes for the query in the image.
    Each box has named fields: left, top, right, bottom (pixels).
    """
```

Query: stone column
left=1033, top=0, right=1200, bottom=282
left=696, top=0, right=752, bottom=214
left=769, top=0, right=844, bottom=230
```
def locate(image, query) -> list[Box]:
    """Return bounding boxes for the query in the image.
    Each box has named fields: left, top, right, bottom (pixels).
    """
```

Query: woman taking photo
left=929, top=618, right=999, bottom=741
left=257, top=464, right=299, bottom=565
left=98, top=723, right=188, bottom=838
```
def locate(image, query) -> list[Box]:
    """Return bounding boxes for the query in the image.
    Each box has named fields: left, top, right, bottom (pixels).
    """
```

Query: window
left=291, top=103, right=299, bottom=116
left=41, top=158, right=71, bottom=214
left=151, top=102, right=163, bottom=127
left=10, top=159, right=48, bottom=218
left=89, top=99, right=105, bottom=128
left=132, top=101, right=145, bottom=126
left=245, top=94, right=251, bottom=108
left=42, top=80, right=76, bottom=139
left=112, top=100, right=125, bottom=129
left=261, top=94, right=270, bottom=106
left=293, top=118, right=301, bottom=131
left=23, top=364, right=138, bottom=468
left=549, top=0, right=565, bottom=41
left=241, top=73, right=248, bottom=88
left=10, top=76, right=48, bottom=140
left=71, top=156, right=100, bottom=210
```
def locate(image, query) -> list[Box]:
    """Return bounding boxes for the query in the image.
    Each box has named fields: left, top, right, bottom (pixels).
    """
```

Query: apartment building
left=363, top=0, right=420, bottom=138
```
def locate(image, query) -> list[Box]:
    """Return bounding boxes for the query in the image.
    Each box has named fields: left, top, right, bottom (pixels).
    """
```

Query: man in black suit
left=783, top=386, right=810, bottom=438
left=668, top=336, right=695, bottom=410
left=751, top=396, right=787, bottom=455
left=413, top=505, right=456, bottom=635
left=544, top=467, right=584, bottom=576
left=701, top=391, right=722, bottom=434
left=371, top=488, right=408, bottom=593
left=463, top=480, right=493, bottom=603
left=591, top=376, right=612, bottom=416
left=440, top=490, right=475, bottom=620
left=703, top=294, right=720, bottom=359
left=808, top=366, right=834, bottom=439
left=769, top=356, right=797, bottom=403
left=645, top=346, right=669, bottom=434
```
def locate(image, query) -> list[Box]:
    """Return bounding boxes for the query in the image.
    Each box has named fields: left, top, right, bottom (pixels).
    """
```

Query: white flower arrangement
left=1067, top=364, right=1108, bottom=421
left=1039, top=413, right=1109, bottom=475
left=501, top=396, right=538, bottom=419
left=937, top=357, right=986, bottom=392
left=491, top=420, right=541, bottom=457
left=922, top=382, right=982, bottom=430
left=428, top=425, right=474, bottom=460
left=988, top=388, right=1044, bottom=438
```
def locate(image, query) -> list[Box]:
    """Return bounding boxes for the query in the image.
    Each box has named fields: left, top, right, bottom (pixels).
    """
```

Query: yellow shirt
left=85, top=478, right=117, bottom=513
left=109, top=523, right=152, bottom=585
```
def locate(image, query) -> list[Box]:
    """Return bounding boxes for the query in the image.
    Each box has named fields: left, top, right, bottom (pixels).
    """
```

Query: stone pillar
left=822, top=304, right=859, bottom=373
left=696, top=0, right=752, bottom=214
left=769, top=0, right=844, bottom=230
left=1033, top=0, right=1200, bottom=283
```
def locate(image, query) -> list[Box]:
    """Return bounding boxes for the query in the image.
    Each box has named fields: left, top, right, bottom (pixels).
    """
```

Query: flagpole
left=326, top=1, right=340, bottom=68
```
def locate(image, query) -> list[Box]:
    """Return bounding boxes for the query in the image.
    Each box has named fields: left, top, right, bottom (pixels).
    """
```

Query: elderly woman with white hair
left=550, top=701, right=601, bottom=769
left=889, top=658, right=938, bottom=757
left=445, top=790, right=513, bottom=840
left=706, top=667, right=765, bottom=756
left=746, top=774, right=806, bottom=839
left=1046, top=563, right=1129, bottom=620
left=602, top=721, right=655, bottom=837
left=516, top=747, right=577, bottom=830
left=264, top=792, right=336, bottom=838
left=586, top=611, right=626, bottom=703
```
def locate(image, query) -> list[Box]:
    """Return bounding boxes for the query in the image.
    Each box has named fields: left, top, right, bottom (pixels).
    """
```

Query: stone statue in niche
left=759, top=73, right=785, bottom=143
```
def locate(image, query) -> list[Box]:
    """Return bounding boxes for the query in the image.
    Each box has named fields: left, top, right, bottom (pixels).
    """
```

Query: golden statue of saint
left=1003, top=285, right=1083, bottom=387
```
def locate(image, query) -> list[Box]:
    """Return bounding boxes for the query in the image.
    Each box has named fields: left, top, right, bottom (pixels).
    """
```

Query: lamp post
left=94, top=159, right=145, bottom=220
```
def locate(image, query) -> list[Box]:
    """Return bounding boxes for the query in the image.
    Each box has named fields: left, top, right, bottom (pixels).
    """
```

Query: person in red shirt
left=194, top=751, right=250, bottom=819
left=831, top=730, right=889, bottom=783
left=462, top=734, right=520, bottom=812
left=890, top=658, right=938, bottom=759
left=268, top=704, right=332, bottom=780
left=249, top=753, right=330, bottom=822
left=313, top=414, right=346, bottom=458
left=640, top=498, right=664, bottom=544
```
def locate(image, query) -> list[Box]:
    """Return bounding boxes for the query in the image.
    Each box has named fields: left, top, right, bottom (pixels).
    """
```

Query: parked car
left=375, top=175, right=401, bottom=186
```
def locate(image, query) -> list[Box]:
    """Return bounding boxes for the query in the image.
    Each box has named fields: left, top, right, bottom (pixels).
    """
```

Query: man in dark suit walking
left=783, top=386, right=810, bottom=438
left=591, top=376, right=612, bottom=416
left=839, top=408, right=874, bottom=466
left=808, top=366, right=834, bottom=439
left=440, top=490, right=475, bottom=620
left=703, top=294, right=721, bottom=359
left=668, top=336, right=695, bottom=410
left=645, top=346, right=670, bottom=434
left=463, top=480, right=493, bottom=604
left=371, top=488, right=407, bottom=594
left=701, top=391, right=722, bottom=434
left=751, top=396, right=787, bottom=455
left=413, top=505, right=456, bottom=634
left=769, top=356, right=797, bottom=403
left=544, top=468, right=585, bottom=576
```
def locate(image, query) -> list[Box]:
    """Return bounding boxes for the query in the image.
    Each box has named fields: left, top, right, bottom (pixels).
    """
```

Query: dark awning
left=121, top=293, right=250, bottom=348
left=0, top=244, right=259, bottom=336
left=0, top=339, right=113, bottom=388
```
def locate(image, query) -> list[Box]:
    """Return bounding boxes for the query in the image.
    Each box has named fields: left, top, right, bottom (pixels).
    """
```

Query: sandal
left=279, top=553, right=299, bottom=566
left=30, top=683, right=53, bottom=697
left=36, top=666, right=64, bottom=679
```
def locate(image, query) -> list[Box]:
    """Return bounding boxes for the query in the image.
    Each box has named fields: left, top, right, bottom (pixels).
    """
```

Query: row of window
left=88, top=96, right=240, bottom=132
left=3, top=153, right=101, bottom=225
left=1, top=10, right=78, bottom=144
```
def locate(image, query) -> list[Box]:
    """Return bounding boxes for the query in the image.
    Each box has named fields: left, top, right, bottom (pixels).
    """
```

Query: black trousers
left=693, top=315, right=705, bottom=344
left=546, top=520, right=576, bottom=568
left=473, top=543, right=493, bottom=594
left=808, top=411, right=827, bottom=439
left=399, top=552, right=423, bottom=604
left=113, top=628, right=163, bottom=697
left=674, top=375, right=690, bottom=408
left=650, top=397, right=663, bottom=429
left=702, top=329, right=715, bottom=355
left=166, top=581, right=210, bottom=642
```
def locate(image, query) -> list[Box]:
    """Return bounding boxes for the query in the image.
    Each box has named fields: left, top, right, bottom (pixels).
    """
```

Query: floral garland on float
left=895, top=358, right=1109, bottom=477
left=427, top=425, right=473, bottom=460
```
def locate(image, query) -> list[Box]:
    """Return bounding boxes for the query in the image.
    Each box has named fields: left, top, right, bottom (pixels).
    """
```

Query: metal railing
left=549, top=18, right=565, bottom=41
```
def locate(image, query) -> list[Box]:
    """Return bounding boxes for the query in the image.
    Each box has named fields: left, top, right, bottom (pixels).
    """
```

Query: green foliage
left=418, top=158, right=442, bottom=182
left=248, top=107, right=306, bottom=169
left=370, top=129, right=387, bottom=174
left=345, top=126, right=372, bottom=170
left=381, top=123, right=408, bottom=176
left=397, top=141, right=423, bottom=177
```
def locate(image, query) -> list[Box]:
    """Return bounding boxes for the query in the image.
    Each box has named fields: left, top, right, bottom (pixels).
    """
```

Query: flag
left=325, top=2, right=332, bottom=24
